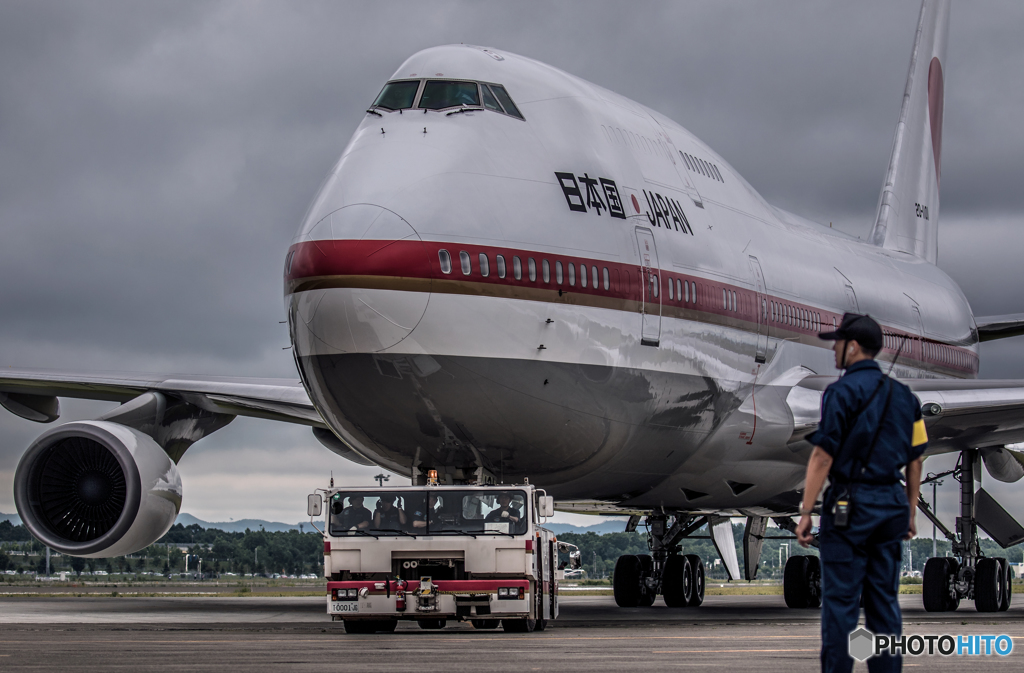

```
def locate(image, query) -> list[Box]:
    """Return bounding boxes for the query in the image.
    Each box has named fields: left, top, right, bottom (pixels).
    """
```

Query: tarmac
left=1, top=594, right=1022, bottom=671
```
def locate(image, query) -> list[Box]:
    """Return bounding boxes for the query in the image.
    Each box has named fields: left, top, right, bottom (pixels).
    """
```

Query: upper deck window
left=372, top=80, right=420, bottom=111
left=419, top=80, right=480, bottom=109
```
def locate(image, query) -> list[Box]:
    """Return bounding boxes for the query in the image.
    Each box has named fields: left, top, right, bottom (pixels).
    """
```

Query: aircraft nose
left=286, top=204, right=431, bottom=353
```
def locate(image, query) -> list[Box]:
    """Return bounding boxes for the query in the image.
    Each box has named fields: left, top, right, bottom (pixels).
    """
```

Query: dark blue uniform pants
left=819, top=484, right=909, bottom=673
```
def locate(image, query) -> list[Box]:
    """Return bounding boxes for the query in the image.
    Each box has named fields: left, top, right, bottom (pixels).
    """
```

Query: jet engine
left=14, top=420, right=182, bottom=558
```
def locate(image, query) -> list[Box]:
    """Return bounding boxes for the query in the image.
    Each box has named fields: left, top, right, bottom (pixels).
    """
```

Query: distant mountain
left=3, top=510, right=620, bottom=535
left=544, top=520, right=628, bottom=535
left=174, top=513, right=307, bottom=533
left=0, top=512, right=22, bottom=526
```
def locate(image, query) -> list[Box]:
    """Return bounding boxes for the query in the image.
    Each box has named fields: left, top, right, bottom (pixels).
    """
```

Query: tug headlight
left=498, top=587, right=509, bottom=596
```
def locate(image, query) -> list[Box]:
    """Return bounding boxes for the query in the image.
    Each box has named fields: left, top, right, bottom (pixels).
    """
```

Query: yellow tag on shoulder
left=912, top=419, right=928, bottom=447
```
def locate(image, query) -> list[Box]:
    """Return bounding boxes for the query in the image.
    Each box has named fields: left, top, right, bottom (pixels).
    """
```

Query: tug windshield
left=328, top=489, right=528, bottom=537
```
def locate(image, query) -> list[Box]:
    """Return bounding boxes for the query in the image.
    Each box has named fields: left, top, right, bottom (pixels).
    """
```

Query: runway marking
left=0, top=635, right=821, bottom=645
left=653, top=649, right=818, bottom=654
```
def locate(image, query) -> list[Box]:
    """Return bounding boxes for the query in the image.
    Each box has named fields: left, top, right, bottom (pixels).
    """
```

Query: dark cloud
left=2, top=1, right=1023, bottom=522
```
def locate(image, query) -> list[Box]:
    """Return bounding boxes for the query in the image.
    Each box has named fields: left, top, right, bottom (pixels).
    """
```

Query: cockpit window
left=370, top=78, right=524, bottom=120
left=418, top=80, right=480, bottom=109
left=488, top=85, right=523, bottom=119
left=481, top=85, right=502, bottom=111
left=372, top=80, right=420, bottom=111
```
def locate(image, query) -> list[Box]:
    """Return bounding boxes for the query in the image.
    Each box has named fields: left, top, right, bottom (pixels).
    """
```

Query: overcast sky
left=2, top=1, right=1024, bottom=529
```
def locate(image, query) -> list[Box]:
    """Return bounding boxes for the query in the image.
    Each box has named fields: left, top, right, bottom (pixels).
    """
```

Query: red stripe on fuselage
left=284, top=239, right=978, bottom=376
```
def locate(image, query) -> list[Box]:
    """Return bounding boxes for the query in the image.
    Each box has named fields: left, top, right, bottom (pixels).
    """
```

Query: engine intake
left=14, top=421, right=182, bottom=558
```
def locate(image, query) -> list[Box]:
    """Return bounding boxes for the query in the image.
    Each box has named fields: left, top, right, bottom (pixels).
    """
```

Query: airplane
left=3, top=0, right=1024, bottom=612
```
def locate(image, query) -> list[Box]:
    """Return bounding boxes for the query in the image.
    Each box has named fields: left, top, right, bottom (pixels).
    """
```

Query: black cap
left=818, top=312, right=883, bottom=352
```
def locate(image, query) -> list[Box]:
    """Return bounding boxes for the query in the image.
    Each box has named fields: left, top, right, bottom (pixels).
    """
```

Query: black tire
left=662, top=555, right=693, bottom=607
left=804, top=556, right=822, bottom=609
left=376, top=619, right=398, bottom=633
left=975, top=558, right=1002, bottom=613
left=783, top=555, right=810, bottom=608
left=613, top=554, right=642, bottom=607
left=502, top=618, right=536, bottom=633
left=685, top=554, right=705, bottom=607
left=417, top=618, right=447, bottom=630
left=998, top=558, right=1011, bottom=612
left=471, top=619, right=501, bottom=629
left=999, top=557, right=1007, bottom=610
left=923, top=557, right=952, bottom=612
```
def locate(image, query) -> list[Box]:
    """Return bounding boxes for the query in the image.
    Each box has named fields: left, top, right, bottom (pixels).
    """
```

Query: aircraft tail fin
left=867, top=0, right=949, bottom=264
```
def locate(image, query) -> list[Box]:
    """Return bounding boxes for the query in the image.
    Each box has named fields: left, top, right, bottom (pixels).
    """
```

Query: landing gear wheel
left=417, top=619, right=447, bottom=630
left=684, top=554, right=705, bottom=607
left=613, top=554, right=642, bottom=607
left=999, top=558, right=1012, bottom=612
left=662, top=555, right=693, bottom=607
left=471, top=619, right=500, bottom=629
left=975, top=558, right=1002, bottom=613
left=636, top=554, right=656, bottom=606
left=946, top=557, right=961, bottom=610
left=805, top=556, right=821, bottom=608
left=783, top=555, right=820, bottom=609
left=923, top=557, right=957, bottom=612
left=502, top=617, right=536, bottom=633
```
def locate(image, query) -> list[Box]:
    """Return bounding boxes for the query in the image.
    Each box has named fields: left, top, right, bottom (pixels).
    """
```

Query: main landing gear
left=613, top=514, right=706, bottom=608
left=918, top=449, right=1013, bottom=613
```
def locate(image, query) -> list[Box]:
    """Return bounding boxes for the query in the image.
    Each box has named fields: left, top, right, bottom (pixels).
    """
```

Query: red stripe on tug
left=327, top=579, right=529, bottom=597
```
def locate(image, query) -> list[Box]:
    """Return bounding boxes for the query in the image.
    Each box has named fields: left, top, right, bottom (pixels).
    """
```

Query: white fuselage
left=285, top=45, right=976, bottom=514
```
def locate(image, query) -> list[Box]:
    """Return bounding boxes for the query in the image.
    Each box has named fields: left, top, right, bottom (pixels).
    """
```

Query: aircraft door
left=635, top=227, right=662, bottom=347
left=748, top=256, right=768, bottom=364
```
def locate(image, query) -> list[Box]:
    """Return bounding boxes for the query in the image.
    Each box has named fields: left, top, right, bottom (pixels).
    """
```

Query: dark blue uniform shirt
left=808, top=360, right=927, bottom=485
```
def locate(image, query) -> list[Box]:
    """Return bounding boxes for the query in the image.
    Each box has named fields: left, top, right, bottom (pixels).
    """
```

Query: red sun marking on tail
left=928, top=57, right=944, bottom=190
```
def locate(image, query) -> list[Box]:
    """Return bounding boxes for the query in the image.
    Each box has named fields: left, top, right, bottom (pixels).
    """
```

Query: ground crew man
left=796, top=313, right=927, bottom=673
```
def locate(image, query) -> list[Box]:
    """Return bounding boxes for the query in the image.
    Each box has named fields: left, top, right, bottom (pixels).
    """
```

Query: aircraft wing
left=793, top=376, right=1024, bottom=463
left=0, top=368, right=324, bottom=427
left=975, top=313, right=1024, bottom=342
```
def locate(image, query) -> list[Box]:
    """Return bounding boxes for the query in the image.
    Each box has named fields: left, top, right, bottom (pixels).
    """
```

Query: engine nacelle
left=14, top=420, right=182, bottom=558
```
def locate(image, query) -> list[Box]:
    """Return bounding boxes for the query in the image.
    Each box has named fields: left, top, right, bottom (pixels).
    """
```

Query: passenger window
left=580, top=264, right=587, bottom=288
left=488, top=85, right=523, bottom=119
left=528, top=257, right=537, bottom=282
left=603, top=267, right=610, bottom=291
left=592, top=266, right=598, bottom=289
left=568, top=263, right=576, bottom=286
left=460, top=251, right=471, bottom=275
left=513, top=256, right=522, bottom=280
left=479, top=253, right=490, bottom=277
left=684, top=280, right=689, bottom=303
left=418, top=80, right=480, bottom=109
left=372, top=80, right=420, bottom=111
left=438, top=249, right=452, bottom=274
left=496, top=254, right=506, bottom=279
left=676, top=279, right=682, bottom=302
left=668, top=277, right=674, bottom=300
left=481, top=84, right=502, bottom=111
left=723, top=289, right=727, bottom=309
left=732, top=291, right=736, bottom=311
left=542, top=259, right=550, bottom=283
left=652, top=275, right=659, bottom=298
left=556, top=261, right=563, bottom=284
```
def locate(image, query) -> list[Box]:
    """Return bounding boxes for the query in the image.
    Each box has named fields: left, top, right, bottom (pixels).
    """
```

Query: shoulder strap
left=849, top=378, right=895, bottom=482
left=831, top=374, right=888, bottom=478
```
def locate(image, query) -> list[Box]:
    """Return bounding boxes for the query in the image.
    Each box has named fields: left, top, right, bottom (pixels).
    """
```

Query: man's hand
left=904, top=512, right=917, bottom=541
left=796, top=514, right=815, bottom=548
